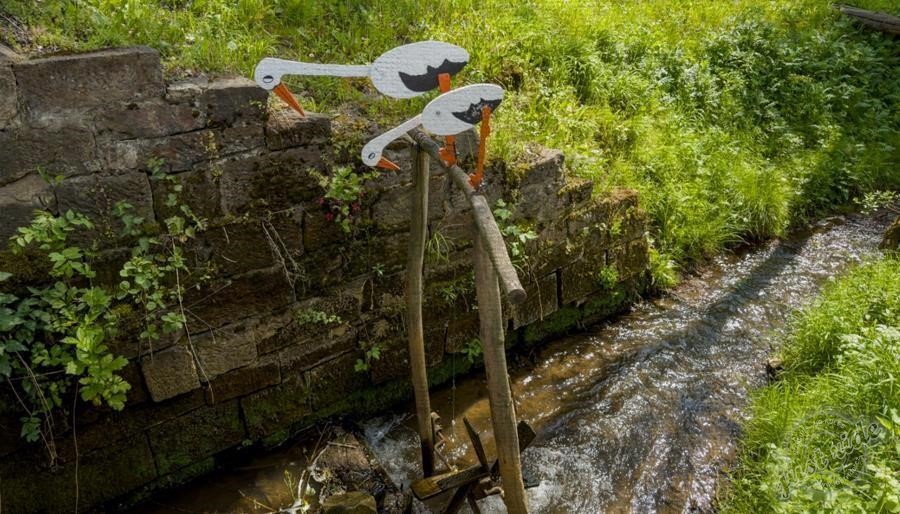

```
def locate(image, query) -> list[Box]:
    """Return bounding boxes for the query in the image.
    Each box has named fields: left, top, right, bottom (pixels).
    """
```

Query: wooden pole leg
left=407, top=144, right=434, bottom=477
left=473, top=231, right=529, bottom=514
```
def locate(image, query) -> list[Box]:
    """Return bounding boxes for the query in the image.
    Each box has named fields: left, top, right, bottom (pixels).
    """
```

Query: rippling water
left=361, top=213, right=890, bottom=513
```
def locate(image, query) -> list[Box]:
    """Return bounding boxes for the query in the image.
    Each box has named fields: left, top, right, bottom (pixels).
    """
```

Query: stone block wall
left=0, top=46, right=651, bottom=512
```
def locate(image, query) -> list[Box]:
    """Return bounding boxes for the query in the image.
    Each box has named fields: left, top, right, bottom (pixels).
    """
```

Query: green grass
left=721, top=256, right=900, bottom=513
left=3, top=0, right=899, bottom=269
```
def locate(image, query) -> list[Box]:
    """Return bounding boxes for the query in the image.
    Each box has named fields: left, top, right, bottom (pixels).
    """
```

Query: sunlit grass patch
left=721, top=257, right=900, bottom=513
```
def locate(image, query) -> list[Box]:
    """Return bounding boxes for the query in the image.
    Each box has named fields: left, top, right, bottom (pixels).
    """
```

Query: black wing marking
left=451, top=98, right=502, bottom=125
left=398, top=59, right=467, bottom=93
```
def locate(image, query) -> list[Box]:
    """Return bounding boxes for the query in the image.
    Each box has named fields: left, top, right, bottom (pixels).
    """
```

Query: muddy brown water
left=133, top=213, right=890, bottom=513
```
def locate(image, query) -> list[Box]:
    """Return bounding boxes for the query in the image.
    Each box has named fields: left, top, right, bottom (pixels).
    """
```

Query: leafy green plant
left=595, top=265, right=619, bottom=289
left=294, top=308, right=342, bottom=327
left=317, top=166, right=377, bottom=233
left=354, top=343, right=382, bottom=373
left=463, top=338, right=483, bottom=364
left=648, top=245, right=678, bottom=290
left=854, top=191, right=898, bottom=215
left=116, top=162, right=207, bottom=350
left=0, top=161, right=205, bottom=453
left=1, top=210, right=130, bottom=445
left=437, top=274, right=475, bottom=307
left=494, top=199, right=538, bottom=265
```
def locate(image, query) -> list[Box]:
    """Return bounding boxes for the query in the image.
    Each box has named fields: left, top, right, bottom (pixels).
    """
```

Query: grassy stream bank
left=721, top=255, right=899, bottom=513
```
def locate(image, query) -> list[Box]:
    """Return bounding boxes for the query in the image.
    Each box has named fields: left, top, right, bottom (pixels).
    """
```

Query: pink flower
left=325, top=212, right=334, bottom=222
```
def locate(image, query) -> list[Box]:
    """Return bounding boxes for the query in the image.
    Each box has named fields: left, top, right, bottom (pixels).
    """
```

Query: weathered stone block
left=55, top=171, right=155, bottom=238
left=567, top=196, right=613, bottom=241
left=14, top=46, right=164, bottom=124
left=278, top=326, right=357, bottom=377
left=522, top=304, right=583, bottom=345
left=0, top=173, right=56, bottom=241
left=267, top=206, right=305, bottom=256
left=200, top=75, right=267, bottom=127
left=513, top=148, right=565, bottom=223
left=511, top=272, right=558, bottom=329
left=54, top=388, right=206, bottom=465
left=266, top=110, right=331, bottom=150
left=165, top=76, right=209, bottom=104
left=610, top=238, right=650, bottom=280
left=193, top=319, right=263, bottom=379
left=581, top=282, right=631, bottom=326
left=141, top=345, right=201, bottom=402
left=241, top=375, right=311, bottom=438
left=219, top=147, right=325, bottom=215
left=202, top=221, right=276, bottom=277
left=371, top=176, right=445, bottom=230
left=445, top=310, right=479, bottom=354
left=306, top=352, right=368, bottom=410
left=561, top=176, right=594, bottom=206
left=560, top=257, right=607, bottom=305
left=151, top=168, right=223, bottom=221
left=260, top=295, right=361, bottom=354
left=121, top=361, right=151, bottom=406
left=0, top=64, right=16, bottom=127
left=0, top=437, right=157, bottom=513
left=184, top=267, right=295, bottom=332
left=303, top=208, right=348, bottom=250
left=204, top=355, right=280, bottom=405
left=217, top=122, right=266, bottom=154
left=148, top=399, right=246, bottom=474
left=94, top=98, right=204, bottom=139
left=0, top=126, right=97, bottom=185
left=103, top=129, right=219, bottom=173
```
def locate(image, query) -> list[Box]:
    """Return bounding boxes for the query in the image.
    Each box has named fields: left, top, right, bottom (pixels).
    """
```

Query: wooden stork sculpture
left=361, top=83, right=502, bottom=186
left=253, top=46, right=531, bottom=513
left=254, top=41, right=469, bottom=169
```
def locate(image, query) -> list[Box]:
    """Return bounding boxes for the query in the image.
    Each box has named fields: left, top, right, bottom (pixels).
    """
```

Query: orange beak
left=470, top=106, right=492, bottom=188
left=376, top=157, right=401, bottom=171
left=272, top=83, right=305, bottom=117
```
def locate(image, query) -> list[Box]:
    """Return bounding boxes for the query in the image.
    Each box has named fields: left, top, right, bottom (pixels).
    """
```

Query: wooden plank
left=406, top=144, right=435, bottom=477
left=474, top=233, right=529, bottom=514
left=408, top=128, right=527, bottom=305
left=834, top=4, right=900, bottom=35
left=412, top=465, right=488, bottom=500
left=463, top=417, right=490, bottom=471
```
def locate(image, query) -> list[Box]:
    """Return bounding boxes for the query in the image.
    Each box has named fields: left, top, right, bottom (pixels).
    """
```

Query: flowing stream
left=134, top=213, right=890, bottom=513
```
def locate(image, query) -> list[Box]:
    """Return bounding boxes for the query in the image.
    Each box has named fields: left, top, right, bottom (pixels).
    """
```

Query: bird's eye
left=368, top=152, right=376, bottom=159
left=263, top=75, right=274, bottom=84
